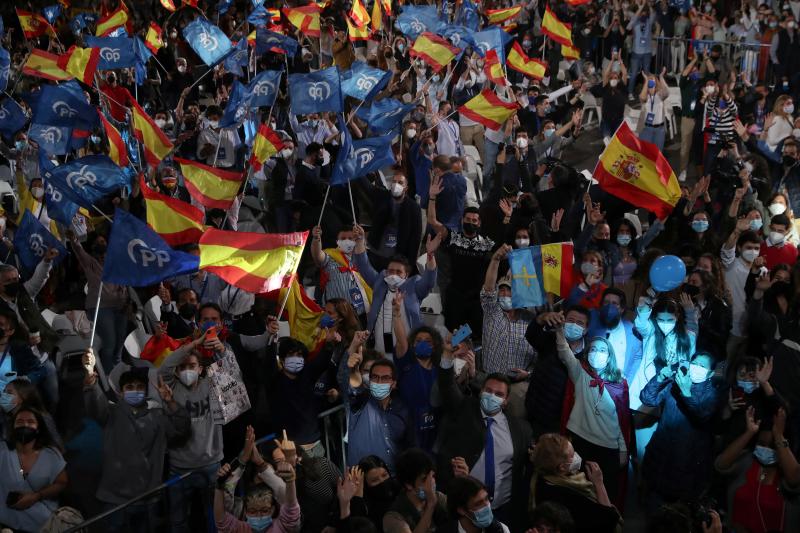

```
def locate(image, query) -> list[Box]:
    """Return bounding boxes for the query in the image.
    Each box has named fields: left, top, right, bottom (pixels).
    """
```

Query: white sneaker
left=678, top=170, right=686, bottom=182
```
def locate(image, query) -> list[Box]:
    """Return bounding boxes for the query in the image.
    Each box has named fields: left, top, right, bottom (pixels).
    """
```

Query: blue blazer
left=353, top=251, right=437, bottom=334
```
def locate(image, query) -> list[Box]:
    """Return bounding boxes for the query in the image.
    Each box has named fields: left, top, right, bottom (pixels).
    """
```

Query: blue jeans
left=628, top=52, right=652, bottom=96
left=482, top=138, right=500, bottom=197
left=640, top=125, right=666, bottom=152
left=168, top=462, right=220, bottom=533
left=90, top=307, right=128, bottom=372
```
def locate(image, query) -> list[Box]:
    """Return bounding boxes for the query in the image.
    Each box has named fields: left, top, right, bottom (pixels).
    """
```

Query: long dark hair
left=325, top=298, right=360, bottom=344
left=407, top=325, right=443, bottom=364
left=651, top=299, right=692, bottom=364
left=8, top=405, right=62, bottom=453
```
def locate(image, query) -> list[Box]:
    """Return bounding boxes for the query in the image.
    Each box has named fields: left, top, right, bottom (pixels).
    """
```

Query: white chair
left=580, top=92, right=602, bottom=128
left=464, top=173, right=479, bottom=208
left=664, top=106, right=677, bottom=141
left=0, top=165, right=12, bottom=183
left=624, top=107, right=641, bottom=132
left=463, top=144, right=482, bottom=167
left=143, top=295, right=163, bottom=326
left=40, top=309, right=58, bottom=327
left=666, top=86, right=682, bottom=111
left=420, top=292, right=443, bottom=315
left=123, top=328, right=152, bottom=360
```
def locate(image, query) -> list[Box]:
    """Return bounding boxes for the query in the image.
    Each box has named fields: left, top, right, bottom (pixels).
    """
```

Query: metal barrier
left=318, top=403, right=348, bottom=472
left=652, top=36, right=772, bottom=83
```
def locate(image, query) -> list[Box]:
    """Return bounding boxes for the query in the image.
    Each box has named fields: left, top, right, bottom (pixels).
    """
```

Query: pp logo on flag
left=476, top=42, right=490, bottom=54
left=409, top=17, right=426, bottom=33
left=0, top=106, right=8, bottom=121
left=253, top=80, right=275, bottom=96
left=66, top=165, right=98, bottom=189
left=29, top=234, right=46, bottom=258
left=127, top=239, right=171, bottom=267
left=40, top=127, right=63, bottom=144
left=100, top=48, right=122, bottom=62
left=52, top=101, right=79, bottom=119
left=45, top=183, right=62, bottom=203
left=449, top=33, right=461, bottom=46
left=354, top=147, right=374, bottom=167
left=308, top=82, right=331, bottom=101
left=355, top=74, right=379, bottom=92
left=198, top=31, right=219, bottom=51
left=234, top=106, right=247, bottom=122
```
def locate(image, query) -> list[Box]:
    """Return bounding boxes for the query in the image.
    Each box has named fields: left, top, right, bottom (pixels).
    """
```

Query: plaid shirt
left=479, top=289, right=536, bottom=374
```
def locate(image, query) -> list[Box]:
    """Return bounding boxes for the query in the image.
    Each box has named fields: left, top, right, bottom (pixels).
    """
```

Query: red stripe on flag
left=201, top=266, right=297, bottom=294
left=592, top=164, right=675, bottom=219
left=174, top=157, right=243, bottom=183
left=182, top=181, right=235, bottom=210
left=612, top=122, right=675, bottom=187
left=200, top=228, right=308, bottom=251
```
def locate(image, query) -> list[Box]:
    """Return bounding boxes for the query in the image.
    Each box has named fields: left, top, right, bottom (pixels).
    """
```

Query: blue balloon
left=649, top=255, right=687, bottom=292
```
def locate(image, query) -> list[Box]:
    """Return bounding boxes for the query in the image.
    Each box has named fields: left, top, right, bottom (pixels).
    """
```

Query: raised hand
left=451, top=456, right=470, bottom=477
left=499, top=198, right=513, bottom=218
left=274, top=429, right=297, bottom=466
left=426, top=230, right=444, bottom=254
left=755, top=356, right=773, bottom=385
left=745, top=405, right=761, bottom=434
left=729, top=389, right=746, bottom=412
left=584, top=461, right=603, bottom=484
left=392, top=291, right=404, bottom=314
left=158, top=283, right=171, bottom=305
left=429, top=173, right=444, bottom=199
left=551, top=208, right=564, bottom=232
left=157, top=376, right=174, bottom=404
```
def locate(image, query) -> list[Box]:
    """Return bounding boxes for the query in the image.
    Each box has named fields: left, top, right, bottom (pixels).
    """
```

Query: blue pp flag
left=396, top=5, right=440, bottom=39
left=183, top=17, right=233, bottom=66
left=438, top=25, right=478, bottom=52
left=31, top=83, right=96, bottom=128
left=29, top=124, right=72, bottom=156
left=255, top=29, right=298, bottom=57
left=350, top=136, right=396, bottom=178
left=331, top=114, right=356, bottom=186
left=455, top=0, right=480, bottom=31
left=246, top=69, right=282, bottom=107
left=42, top=177, right=79, bottom=227
left=42, top=5, right=62, bottom=25
left=341, top=62, right=391, bottom=102
left=0, top=47, right=10, bottom=93
left=40, top=154, right=129, bottom=209
left=217, top=0, right=233, bottom=14
left=220, top=80, right=252, bottom=129
left=357, top=98, right=415, bottom=135
left=84, top=36, right=136, bottom=70
left=472, top=27, right=513, bottom=61
left=224, top=38, right=249, bottom=77
left=508, top=248, right=545, bottom=308
left=0, top=99, right=28, bottom=138
left=13, top=210, right=68, bottom=274
left=102, top=209, right=200, bottom=287
left=289, top=67, right=343, bottom=115
left=70, top=14, right=87, bottom=35
left=247, top=5, right=270, bottom=26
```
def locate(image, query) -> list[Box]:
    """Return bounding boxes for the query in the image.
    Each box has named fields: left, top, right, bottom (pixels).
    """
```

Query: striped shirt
left=703, top=95, right=738, bottom=145
left=320, top=253, right=370, bottom=313
left=479, top=289, right=537, bottom=374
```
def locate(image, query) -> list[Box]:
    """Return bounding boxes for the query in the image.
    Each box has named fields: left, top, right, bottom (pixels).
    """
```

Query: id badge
left=639, top=38, right=647, bottom=46
left=645, top=112, right=655, bottom=126
left=690, top=100, right=696, bottom=112
left=386, top=233, right=397, bottom=248
left=217, top=147, right=226, bottom=161
left=349, top=285, right=365, bottom=314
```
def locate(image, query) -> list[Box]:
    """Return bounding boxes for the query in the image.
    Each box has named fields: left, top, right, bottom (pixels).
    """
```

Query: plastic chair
left=580, top=92, right=602, bottom=127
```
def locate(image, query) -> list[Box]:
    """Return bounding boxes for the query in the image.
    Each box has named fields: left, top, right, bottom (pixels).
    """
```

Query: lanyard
left=0, top=345, right=10, bottom=370
left=190, top=275, right=209, bottom=301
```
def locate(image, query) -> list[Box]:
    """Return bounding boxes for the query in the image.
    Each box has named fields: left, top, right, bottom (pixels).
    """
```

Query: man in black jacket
left=436, top=353, right=531, bottom=532
left=158, top=286, right=199, bottom=339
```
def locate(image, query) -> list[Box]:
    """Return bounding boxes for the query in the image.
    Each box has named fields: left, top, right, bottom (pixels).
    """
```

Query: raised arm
left=426, top=173, right=447, bottom=236
left=392, top=292, right=408, bottom=357
left=483, top=244, right=511, bottom=292
left=310, top=225, right=326, bottom=266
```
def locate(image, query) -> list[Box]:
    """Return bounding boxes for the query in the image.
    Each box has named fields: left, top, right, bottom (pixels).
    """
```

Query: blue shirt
left=396, top=354, right=438, bottom=453
left=628, top=12, right=656, bottom=55
left=437, top=172, right=467, bottom=233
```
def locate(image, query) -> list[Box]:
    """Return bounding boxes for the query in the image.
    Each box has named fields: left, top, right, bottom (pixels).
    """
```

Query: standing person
left=593, top=50, right=628, bottom=141
left=637, top=69, right=669, bottom=152
left=196, top=105, right=238, bottom=169
left=721, top=220, right=764, bottom=357
left=310, top=225, right=372, bottom=317
left=678, top=55, right=708, bottom=182
left=445, top=476, right=511, bottom=532
left=627, top=0, right=657, bottom=101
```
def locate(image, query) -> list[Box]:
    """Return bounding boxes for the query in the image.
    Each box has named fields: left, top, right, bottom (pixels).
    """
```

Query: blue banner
left=455, top=0, right=480, bottom=31
left=29, top=124, right=72, bottom=156
left=43, top=179, right=79, bottom=227
left=288, top=66, right=343, bottom=115
left=220, top=80, right=252, bottom=129
left=247, top=5, right=270, bottom=26
left=13, top=210, right=68, bottom=274
left=255, top=29, right=299, bottom=57
left=40, top=154, right=129, bottom=209
left=437, top=25, right=478, bottom=52
left=84, top=36, right=136, bottom=70
left=246, top=69, right=282, bottom=107
left=331, top=114, right=355, bottom=186
left=0, top=47, right=10, bottom=93
left=396, top=5, right=440, bottom=39
left=42, top=5, right=62, bottom=25
left=350, top=136, right=396, bottom=178
left=508, top=248, right=545, bottom=308
left=30, top=83, right=96, bottom=129
left=471, top=27, right=513, bottom=62
left=183, top=17, right=233, bottom=66
left=341, top=61, right=391, bottom=102
left=356, top=98, right=415, bottom=135
left=224, top=38, right=249, bottom=77
left=0, top=99, right=28, bottom=138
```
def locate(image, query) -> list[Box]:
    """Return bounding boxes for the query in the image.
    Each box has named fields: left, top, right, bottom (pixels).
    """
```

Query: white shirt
left=458, top=522, right=511, bottom=533
left=469, top=411, right=514, bottom=508
left=197, top=127, right=238, bottom=168
left=435, top=118, right=463, bottom=157
left=373, top=289, right=408, bottom=357
left=607, top=322, right=628, bottom=375
left=721, top=245, right=752, bottom=336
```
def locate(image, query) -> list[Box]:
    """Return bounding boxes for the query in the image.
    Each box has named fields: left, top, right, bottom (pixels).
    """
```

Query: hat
left=498, top=274, right=512, bottom=289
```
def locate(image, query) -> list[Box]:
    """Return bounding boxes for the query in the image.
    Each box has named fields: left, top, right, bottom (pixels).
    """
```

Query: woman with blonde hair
left=763, top=94, right=795, bottom=151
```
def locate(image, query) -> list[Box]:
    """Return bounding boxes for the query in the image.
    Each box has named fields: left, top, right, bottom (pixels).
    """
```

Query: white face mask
left=588, top=346, right=609, bottom=370
left=515, top=238, right=530, bottom=248
left=768, top=203, right=787, bottom=216
left=178, top=369, right=199, bottom=387
left=688, top=363, right=710, bottom=384
left=516, top=137, right=529, bottom=149
left=567, top=451, right=582, bottom=474
left=155, top=118, right=167, bottom=129
left=337, top=239, right=356, bottom=254
left=704, top=85, right=716, bottom=95
left=385, top=274, right=404, bottom=289
left=453, top=357, right=467, bottom=376
left=794, top=128, right=800, bottom=139
left=787, top=104, right=797, bottom=115
left=208, top=120, right=219, bottom=129
left=0, top=217, right=6, bottom=229
left=769, top=231, right=786, bottom=245
left=280, top=148, right=294, bottom=159
left=580, top=262, right=597, bottom=276
left=390, top=182, right=404, bottom=198
left=741, top=248, right=760, bottom=262
left=406, top=129, right=417, bottom=139
left=609, top=79, right=619, bottom=88
left=31, top=187, right=44, bottom=200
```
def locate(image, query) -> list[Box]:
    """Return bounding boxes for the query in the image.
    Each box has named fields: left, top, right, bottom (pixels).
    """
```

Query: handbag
left=206, top=348, right=251, bottom=425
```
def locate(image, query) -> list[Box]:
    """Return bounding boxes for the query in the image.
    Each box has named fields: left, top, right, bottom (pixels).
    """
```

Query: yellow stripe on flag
left=542, top=5, right=573, bottom=47
left=349, top=0, right=370, bottom=28
left=175, top=158, right=242, bottom=209
left=347, top=17, right=371, bottom=41
left=457, top=89, right=520, bottom=131
left=23, top=49, right=70, bottom=81
left=250, top=125, right=285, bottom=171
left=410, top=32, right=458, bottom=72
left=371, top=0, right=383, bottom=33
left=283, top=4, right=321, bottom=37
left=140, top=176, right=205, bottom=246
left=486, top=6, right=522, bottom=25
left=131, top=99, right=174, bottom=167
left=562, top=43, right=580, bottom=60
left=58, top=47, right=100, bottom=85
left=507, top=42, right=547, bottom=80
left=276, top=279, right=327, bottom=354
left=96, top=7, right=128, bottom=36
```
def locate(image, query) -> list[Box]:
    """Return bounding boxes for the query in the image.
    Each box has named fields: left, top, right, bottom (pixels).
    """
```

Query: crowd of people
left=2, top=0, right=800, bottom=532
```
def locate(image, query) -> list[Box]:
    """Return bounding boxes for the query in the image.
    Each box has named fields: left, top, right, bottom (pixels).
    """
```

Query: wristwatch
left=776, top=438, right=790, bottom=449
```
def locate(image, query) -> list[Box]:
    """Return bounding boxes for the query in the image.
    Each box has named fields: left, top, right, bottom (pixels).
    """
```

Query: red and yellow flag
left=593, top=122, right=681, bottom=219
left=175, top=158, right=242, bottom=210
left=268, top=279, right=326, bottom=354
left=16, top=9, right=51, bottom=39
left=58, top=0, right=71, bottom=8
left=131, top=99, right=174, bottom=167
left=99, top=112, right=128, bottom=167
left=458, top=89, right=519, bottom=131
left=140, top=333, right=183, bottom=367
left=145, top=22, right=165, bottom=54
left=182, top=0, right=199, bottom=7
left=508, top=41, right=547, bottom=80
left=250, top=124, right=285, bottom=171
left=562, top=43, right=580, bottom=61
left=566, top=0, right=592, bottom=6
left=380, top=0, right=392, bottom=16
left=283, top=4, right=321, bottom=38
left=483, top=50, right=507, bottom=87
left=349, top=0, right=370, bottom=28
left=486, top=6, right=522, bottom=25
left=22, top=49, right=70, bottom=81
left=96, top=6, right=128, bottom=36
left=159, top=0, right=177, bottom=11
left=540, top=243, right=574, bottom=297
left=347, top=17, right=370, bottom=41
left=410, top=32, right=459, bottom=72
left=371, top=0, right=383, bottom=33
left=57, top=46, right=100, bottom=85
left=199, top=229, right=309, bottom=293
left=542, top=5, right=573, bottom=47
left=140, top=175, right=205, bottom=246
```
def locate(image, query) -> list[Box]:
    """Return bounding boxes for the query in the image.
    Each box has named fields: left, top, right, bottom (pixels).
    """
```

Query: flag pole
left=89, top=281, right=103, bottom=349
left=211, top=133, right=223, bottom=167
left=275, top=233, right=310, bottom=321
left=317, top=184, right=330, bottom=227
left=347, top=180, right=357, bottom=225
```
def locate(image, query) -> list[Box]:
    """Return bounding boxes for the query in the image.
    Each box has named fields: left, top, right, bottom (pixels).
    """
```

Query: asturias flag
left=508, top=243, right=574, bottom=308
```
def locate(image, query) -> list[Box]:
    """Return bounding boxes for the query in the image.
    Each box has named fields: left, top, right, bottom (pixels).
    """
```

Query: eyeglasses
left=370, top=374, right=393, bottom=384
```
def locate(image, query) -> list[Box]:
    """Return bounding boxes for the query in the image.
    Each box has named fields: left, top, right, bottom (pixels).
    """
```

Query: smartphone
left=452, top=324, right=473, bottom=347
left=204, top=325, right=218, bottom=340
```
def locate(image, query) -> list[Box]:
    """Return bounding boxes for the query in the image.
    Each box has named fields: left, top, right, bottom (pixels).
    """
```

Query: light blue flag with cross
left=508, top=248, right=545, bottom=308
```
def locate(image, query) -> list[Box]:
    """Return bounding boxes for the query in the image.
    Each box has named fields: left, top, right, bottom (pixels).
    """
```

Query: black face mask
left=783, top=155, right=797, bottom=167
left=3, top=281, right=19, bottom=298
left=462, top=222, right=479, bottom=235
left=15, top=426, right=38, bottom=445
left=682, top=284, right=701, bottom=297
left=370, top=478, right=399, bottom=502
left=768, top=281, right=793, bottom=299
left=178, top=303, right=198, bottom=320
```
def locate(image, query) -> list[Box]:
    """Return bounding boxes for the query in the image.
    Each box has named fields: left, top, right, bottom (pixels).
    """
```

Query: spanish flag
left=140, top=333, right=183, bottom=367
left=58, top=0, right=71, bottom=8
left=410, top=32, right=459, bottom=72
left=57, top=46, right=100, bottom=85
left=380, top=0, right=392, bottom=16
left=140, top=175, right=205, bottom=246
left=250, top=124, right=285, bottom=171
left=16, top=9, right=51, bottom=39
left=268, top=8, right=281, bottom=24
left=483, top=50, right=507, bottom=87
left=131, top=99, right=174, bottom=167
left=542, top=5, right=573, bottom=47
left=507, top=42, right=547, bottom=80
left=349, top=0, right=370, bottom=28
left=371, top=0, right=383, bottom=33
left=566, top=0, right=592, bottom=5
left=159, top=0, right=177, bottom=11
left=457, top=89, right=519, bottom=131
left=347, top=17, right=371, bottom=41
left=269, top=279, right=327, bottom=354
left=594, top=122, right=681, bottom=219
left=562, top=43, right=580, bottom=61
left=199, top=229, right=308, bottom=293
left=96, top=6, right=128, bottom=36
left=283, top=4, right=321, bottom=38
left=22, top=49, right=70, bottom=82
left=182, top=0, right=199, bottom=7
left=539, top=243, right=574, bottom=297
left=145, top=22, right=165, bottom=54
left=99, top=112, right=128, bottom=167
left=175, top=158, right=242, bottom=210
left=486, top=6, right=522, bottom=25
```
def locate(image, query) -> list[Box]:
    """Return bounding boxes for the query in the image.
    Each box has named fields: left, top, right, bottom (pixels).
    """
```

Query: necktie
left=484, top=417, right=495, bottom=498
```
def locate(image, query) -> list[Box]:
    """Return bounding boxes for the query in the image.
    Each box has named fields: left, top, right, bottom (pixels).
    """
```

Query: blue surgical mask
left=563, top=322, right=585, bottom=341
left=15, top=140, right=26, bottom=152
left=123, top=390, right=145, bottom=406
left=691, top=220, right=709, bottom=233
left=753, top=445, right=777, bottom=466
left=414, top=340, right=433, bottom=358
left=750, top=218, right=763, bottom=231
left=308, top=119, right=319, bottom=128
left=647, top=79, right=656, bottom=89
left=246, top=515, right=273, bottom=531
left=90, top=135, right=102, bottom=144
left=471, top=503, right=494, bottom=528
left=599, top=304, right=621, bottom=328
left=370, top=382, right=392, bottom=400
left=738, top=379, right=759, bottom=394
left=479, top=391, right=504, bottom=415
left=0, top=392, right=16, bottom=413
left=283, top=356, right=305, bottom=374
left=320, top=314, right=336, bottom=328
left=616, top=234, right=632, bottom=246
left=498, top=296, right=513, bottom=311
left=544, top=128, right=555, bottom=138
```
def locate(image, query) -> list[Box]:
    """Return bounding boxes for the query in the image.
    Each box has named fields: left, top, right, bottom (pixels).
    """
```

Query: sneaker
left=628, top=94, right=636, bottom=102
left=678, top=170, right=686, bottom=182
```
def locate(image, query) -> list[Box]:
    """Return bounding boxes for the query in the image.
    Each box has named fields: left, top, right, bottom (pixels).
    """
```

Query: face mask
left=0, top=392, right=16, bottom=413
left=616, top=234, right=632, bottom=247
left=704, top=85, right=716, bottom=96
left=337, top=239, right=356, bottom=254
left=704, top=4, right=712, bottom=12
left=423, top=144, right=435, bottom=155
left=609, top=79, right=619, bottom=88
left=523, top=39, right=532, bottom=48
left=647, top=79, right=656, bottom=89
left=783, top=155, right=797, bottom=167
left=370, top=381, right=392, bottom=400
left=246, top=515, right=273, bottom=531
left=567, top=451, right=582, bottom=474
left=753, top=445, right=777, bottom=466
left=406, top=129, right=417, bottom=139
left=470, top=504, right=494, bottom=528
left=738, top=379, right=760, bottom=393
left=30, top=187, right=44, bottom=200
left=414, top=340, right=433, bottom=358
left=178, top=303, right=197, bottom=320
left=0, top=218, right=5, bottom=229
left=453, top=357, right=467, bottom=376
left=412, top=111, right=425, bottom=122
left=3, top=281, right=19, bottom=298
left=790, top=21, right=797, bottom=29
left=397, top=43, right=405, bottom=53
left=208, top=120, right=219, bottom=129
left=770, top=231, right=786, bottom=245
left=516, top=137, right=529, bottom=149
left=15, top=426, right=38, bottom=444
left=588, top=347, right=609, bottom=370
left=416, top=480, right=436, bottom=501
left=462, top=222, right=479, bottom=235
left=308, top=119, right=319, bottom=128
left=786, top=104, right=796, bottom=115
left=90, top=135, right=102, bottom=144
left=178, top=369, right=199, bottom=387
left=580, top=262, right=597, bottom=276
left=750, top=218, right=763, bottom=231
left=123, top=390, right=146, bottom=406
left=155, top=118, right=167, bottom=129
left=599, top=304, right=621, bottom=329
left=741, top=249, right=760, bottom=262
left=587, top=67, right=596, bottom=75
left=479, top=391, right=504, bottom=415
left=177, top=64, right=187, bottom=73
left=280, top=148, right=294, bottom=159
left=563, top=322, right=585, bottom=341
left=385, top=274, right=404, bottom=289
left=498, top=296, right=513, bottom=311
left=432, top=75, right=441, bottom=83
left=515, top=238, right=530, bottom=248
left=691, top=220, right=710, bottom=233
left=688, top=363, right=710, bottom=384
left=390, top=182, right=404, bottom=198
left=769, top=203, right=787, bottom=216
left=14, top=140, right=26, bottom=151
left=656, top=314, right=677, bottom=335
left=544, top=128, right=555, bottom=138
left=283, top=355, right=305, bottom=374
